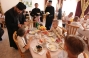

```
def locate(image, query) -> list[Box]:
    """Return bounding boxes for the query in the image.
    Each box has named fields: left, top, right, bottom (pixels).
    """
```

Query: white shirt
left=58, top=50, right=84, bottom=58
left=50, top=26, right=62, bottom=35
left=62, top=16, right=72, bottom=24
left=71, top=22, right=84, bottom=30
left=17, top=36, right=27, bottom=52
left=80, top=18, right=89, bottom=27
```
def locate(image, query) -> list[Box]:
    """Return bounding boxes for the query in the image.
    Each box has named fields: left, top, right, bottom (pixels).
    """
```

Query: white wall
left=1, top=0, right=19, bottom=13
left=0, top=0, right=45, bottom=13
left=26, top=0, right=45, bottom=11
left=62, top=0, right=77, bottom=17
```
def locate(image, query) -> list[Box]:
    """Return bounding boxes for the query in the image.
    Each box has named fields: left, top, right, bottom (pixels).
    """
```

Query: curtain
left=80, top=0, right=89, bottom=17
left=75, top=1, right=82, bottom=17
left=75, top=0, right=89, bottom=17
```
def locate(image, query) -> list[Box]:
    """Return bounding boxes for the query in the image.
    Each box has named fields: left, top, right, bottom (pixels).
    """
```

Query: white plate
left=33, top=47, right=42, bottom=53
left=46, top=12, right=50, bottom=15
left=29, top=31, right=35, bottom=34
left=48, top=32, right=54, bottom=36
left=46, top=43, right=58, bottom=52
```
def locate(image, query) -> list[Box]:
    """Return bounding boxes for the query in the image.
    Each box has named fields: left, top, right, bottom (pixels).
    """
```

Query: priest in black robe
left=45, top=1, right=54, bottom=30
left=30, top=3, right=42, bottom=21
left=5, top=2, right=26, bottom=49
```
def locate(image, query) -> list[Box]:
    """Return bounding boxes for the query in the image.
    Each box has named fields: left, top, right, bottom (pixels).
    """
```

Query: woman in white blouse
left=17, top=27, right=33, bottom=52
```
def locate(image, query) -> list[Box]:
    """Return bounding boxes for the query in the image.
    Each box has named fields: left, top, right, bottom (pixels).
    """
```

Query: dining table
left=78, top=27, right=89, bottom=44
left=27, top=28, right=64, bottom=58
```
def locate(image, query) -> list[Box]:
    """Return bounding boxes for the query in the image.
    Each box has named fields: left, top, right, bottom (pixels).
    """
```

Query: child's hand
left=46, top=51, right=51, bottom=58
left=28, top=36, right=33, bottom=42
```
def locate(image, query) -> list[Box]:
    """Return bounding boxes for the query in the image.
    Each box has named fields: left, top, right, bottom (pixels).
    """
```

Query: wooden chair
left=28, top=20, right=34, bottom=29
left=13, top=31, right=25, bottom=58
left=66, top=24, right=79, bottom=35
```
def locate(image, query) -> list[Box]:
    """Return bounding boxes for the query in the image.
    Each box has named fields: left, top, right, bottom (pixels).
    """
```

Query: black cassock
left=30, top=8, right=43, bottom=22
left=5, top=7, right=25, bottom=49
left=45, top=6, right=54, bottom=30
left=58, top=8, right=62, bottom=20
left=30, top=8, right=41, bottom=17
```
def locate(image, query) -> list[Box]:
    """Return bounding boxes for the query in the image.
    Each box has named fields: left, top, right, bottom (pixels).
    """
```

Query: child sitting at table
left=46, top=35, right=85, bottom=58
left=50, top=20, right=65, bottom=38
left=34, top=13, right=41, bottom=27
left=17, top=27, right=33, bottom=52
left=71, top=16, right=85, bottom=30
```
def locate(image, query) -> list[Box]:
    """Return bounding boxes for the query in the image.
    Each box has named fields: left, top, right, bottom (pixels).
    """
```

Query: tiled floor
left=0, top=28, right=21, bottom=58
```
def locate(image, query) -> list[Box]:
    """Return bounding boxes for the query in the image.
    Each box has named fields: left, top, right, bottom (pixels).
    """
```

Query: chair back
left=13, top=31, right=25, bottom=58
left=28, top=20, right=34, bottom=29
left=66, top=24, right=79, bottom=35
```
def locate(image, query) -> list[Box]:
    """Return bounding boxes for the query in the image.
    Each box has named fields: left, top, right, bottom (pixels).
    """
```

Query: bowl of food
left=36, top=45, right=42, bottom=52
left=39, top=26, right=46, bottom=31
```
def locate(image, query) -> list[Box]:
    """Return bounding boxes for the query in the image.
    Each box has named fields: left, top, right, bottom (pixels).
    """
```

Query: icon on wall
left=22, top=0, right=32, bottom=7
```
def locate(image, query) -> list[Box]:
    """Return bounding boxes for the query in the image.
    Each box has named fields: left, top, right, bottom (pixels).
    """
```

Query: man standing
left=30, top=3, right=41, bottom=21
left=45, top=1, right=54, bottom=30
left=5, top=2, right=26, bottom=49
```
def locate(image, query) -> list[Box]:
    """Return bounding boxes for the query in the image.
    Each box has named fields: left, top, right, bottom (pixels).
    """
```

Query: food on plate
left=50, top=37, right=55, bottom=42
left=39, top=39, right=46, bottom=44
left=36, top=45, right=42, bottom=52
left=48, top=44, right=58, bottom=51
left=42, top=30, right=49, bottom=35
left=39, top=39, right=43, bottom=43
left=56, top=39, right=62, bottom=43
left=38, top=26, right=46, bottom=31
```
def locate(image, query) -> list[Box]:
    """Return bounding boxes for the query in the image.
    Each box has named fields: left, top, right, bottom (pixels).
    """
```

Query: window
left=62, top=0, right=77, bottom=17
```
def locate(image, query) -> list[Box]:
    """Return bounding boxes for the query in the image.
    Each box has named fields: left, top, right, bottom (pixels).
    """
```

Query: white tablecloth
left=29, top=38, right=62, bottom=58
left=28, top=30, right=64, bottom=58
left=78, top=28, right=89, bottom=38
left=77, top=28, right=89, bottom=58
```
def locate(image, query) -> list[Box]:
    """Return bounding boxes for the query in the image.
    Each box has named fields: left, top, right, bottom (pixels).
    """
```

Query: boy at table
left=80, top=14, right=89, bottom=29
left=50, top=20, right=66, bottom=38
left=71, top=16, right=84, bottom=30
left=46, top=35, right=85, bottom=58
left=17, top=27, right=33, bottom=52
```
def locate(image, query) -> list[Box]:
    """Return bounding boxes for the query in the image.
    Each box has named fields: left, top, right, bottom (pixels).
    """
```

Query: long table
left=28, top=29, right=64, bottom=58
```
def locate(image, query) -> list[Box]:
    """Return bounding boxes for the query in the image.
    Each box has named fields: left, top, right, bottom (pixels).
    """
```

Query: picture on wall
left=21, top=0, right=32, bottom=7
